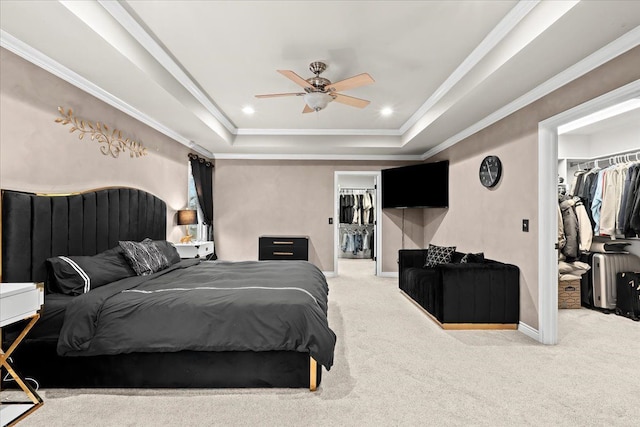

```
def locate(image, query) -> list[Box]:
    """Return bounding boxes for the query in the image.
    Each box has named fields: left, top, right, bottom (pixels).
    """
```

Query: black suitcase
left=580, top=253, right=594, bottom=308
left=615, top=272, right=640, bottom=321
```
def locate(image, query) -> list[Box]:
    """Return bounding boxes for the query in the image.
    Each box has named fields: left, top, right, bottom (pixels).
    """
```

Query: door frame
left=334, top=171, right=383, bottom=276
left=537, top=79, right=640, bottom=344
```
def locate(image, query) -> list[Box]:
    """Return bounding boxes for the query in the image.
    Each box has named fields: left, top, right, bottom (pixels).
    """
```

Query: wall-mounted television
left=381, top=161, right=449, bottom=209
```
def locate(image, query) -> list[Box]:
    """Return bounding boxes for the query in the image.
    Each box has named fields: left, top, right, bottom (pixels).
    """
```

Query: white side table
left=174, top=241, right=214, bottom=259
left=1, top=283, right=45, bottom=427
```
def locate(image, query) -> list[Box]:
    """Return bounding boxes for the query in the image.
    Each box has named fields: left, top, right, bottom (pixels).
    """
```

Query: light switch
left=522, top=219, right=529, bottom=232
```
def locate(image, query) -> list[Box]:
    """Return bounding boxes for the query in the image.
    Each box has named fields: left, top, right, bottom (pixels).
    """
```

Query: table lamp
left=177, top=209, right=197, bottom=243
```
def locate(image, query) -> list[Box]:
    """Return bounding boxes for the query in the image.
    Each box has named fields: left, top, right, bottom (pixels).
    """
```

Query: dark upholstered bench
left=399, top=249, right=520, bottom=330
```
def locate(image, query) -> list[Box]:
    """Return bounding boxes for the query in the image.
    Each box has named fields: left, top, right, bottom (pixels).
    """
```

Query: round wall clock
left=479, top=155, right=502, bottom=188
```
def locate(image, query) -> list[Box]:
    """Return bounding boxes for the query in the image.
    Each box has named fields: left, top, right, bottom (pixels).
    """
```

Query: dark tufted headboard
left=1, top=187, right=167, bottom=283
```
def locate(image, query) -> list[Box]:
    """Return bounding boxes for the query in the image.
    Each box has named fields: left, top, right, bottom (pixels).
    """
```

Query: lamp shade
left=177, top=209, right=197, bottom=225
left=303, top=92, right=333, bottom=112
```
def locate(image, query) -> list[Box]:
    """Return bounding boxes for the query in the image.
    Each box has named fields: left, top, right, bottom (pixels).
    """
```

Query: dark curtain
left=189, top=153, right=217, bottom=259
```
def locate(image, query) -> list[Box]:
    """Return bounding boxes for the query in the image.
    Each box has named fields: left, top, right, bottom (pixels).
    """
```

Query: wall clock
left=479, top=155, right=502, bottom=188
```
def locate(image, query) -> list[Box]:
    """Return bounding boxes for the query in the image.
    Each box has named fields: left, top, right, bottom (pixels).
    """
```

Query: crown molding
left=235, top=128, right=402, bottom=136
left=211, top=153, right=422, bottom=161
left=0, top=30, right=194, bottom=149
left=97, top=0, right=237, bottom=135
left=399, top=0, right=540, bottom=135
left=4, top=12, right=637, bottom=162
left=421, top=25, right=640, bottom=160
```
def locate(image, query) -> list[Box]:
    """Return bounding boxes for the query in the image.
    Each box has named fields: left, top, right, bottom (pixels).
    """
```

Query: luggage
left=580, top=253, right=640, bottom=310
left=615, top=272, right=640, bottom=321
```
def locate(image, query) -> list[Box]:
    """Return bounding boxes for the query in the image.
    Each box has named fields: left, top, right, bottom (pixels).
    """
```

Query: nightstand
left=1, top=283, right=45, bottom=426
left=174, top=241, right=214, bottom=259
left=258, top=236, right=309, bottom=261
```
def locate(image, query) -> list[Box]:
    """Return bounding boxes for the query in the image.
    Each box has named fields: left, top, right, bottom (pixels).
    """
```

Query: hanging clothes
left=617, top=164, right=635, bottom=232
left=575, top=199, right=593, bottom=252
left=362, top=192, right=372, bottom=224
left=339, top=225, right=374, bottom=258
left=568, top=156, right=640, bottom=239
left=339, top=189, right=375, bottom=225
left=627, top=166, right=640, bottom=235
left=559, top=195, right=580, bottom=259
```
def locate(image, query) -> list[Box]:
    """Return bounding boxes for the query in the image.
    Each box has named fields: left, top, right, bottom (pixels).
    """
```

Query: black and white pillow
left=424, top=244, right=456, bottom=268
left=460, top=252, right=485, bottom=264
left=119, top=238, right=170, bottom=276
left=46, top=247, right=136, bottom=295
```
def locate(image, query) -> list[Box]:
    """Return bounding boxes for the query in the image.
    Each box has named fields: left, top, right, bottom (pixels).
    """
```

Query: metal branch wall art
left=55, top=107, right=147, bottom=158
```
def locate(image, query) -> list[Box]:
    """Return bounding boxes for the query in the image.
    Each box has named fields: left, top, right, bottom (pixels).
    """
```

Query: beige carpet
left=3, top=259, right=639, bottom=426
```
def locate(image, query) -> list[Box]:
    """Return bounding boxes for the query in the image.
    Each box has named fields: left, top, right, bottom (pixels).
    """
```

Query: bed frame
left=0, top=188, right=320, bottom=390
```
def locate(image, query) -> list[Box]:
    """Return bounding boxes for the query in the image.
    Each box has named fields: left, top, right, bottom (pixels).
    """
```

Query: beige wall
left=3, top=41, right=639, bottom=328
left=0, top=48, right=191, bottom=241
left=213, top=160, right=421, bottom=272
left=424, top=46, right=640, bottom=329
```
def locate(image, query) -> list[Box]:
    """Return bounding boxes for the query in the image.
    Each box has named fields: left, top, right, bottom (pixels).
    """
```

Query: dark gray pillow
left=119, top=238, right=170, bottom=276
left=46, top=247, right=135, bottom=295
left=424, top=244, right=456, bottom=268
left=153, top=240, right=181, bottom=266
left=461, top=252, right=485, bottom=263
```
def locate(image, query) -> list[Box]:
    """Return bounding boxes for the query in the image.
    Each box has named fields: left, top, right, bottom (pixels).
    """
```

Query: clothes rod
left=571, top=150, right=640, bottom=169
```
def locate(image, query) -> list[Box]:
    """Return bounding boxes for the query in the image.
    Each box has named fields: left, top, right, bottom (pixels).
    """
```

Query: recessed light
left=381, top=107, right=393, bottom=116
left=242, top=106, right=255, bottom=115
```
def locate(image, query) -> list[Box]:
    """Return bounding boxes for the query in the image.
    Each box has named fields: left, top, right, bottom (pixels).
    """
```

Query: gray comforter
left=57, top=260, right=336, bottom=369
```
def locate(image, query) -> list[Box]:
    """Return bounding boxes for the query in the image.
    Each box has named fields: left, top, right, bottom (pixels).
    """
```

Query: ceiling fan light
left=303, top=92, right=333, bottom=112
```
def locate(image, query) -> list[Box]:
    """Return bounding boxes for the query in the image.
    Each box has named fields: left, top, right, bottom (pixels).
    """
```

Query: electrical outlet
left=522, top=219, right=529, bottom=232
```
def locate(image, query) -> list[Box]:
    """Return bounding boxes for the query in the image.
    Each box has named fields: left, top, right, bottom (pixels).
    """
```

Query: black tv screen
left=381, top=161, right=449, bottom=208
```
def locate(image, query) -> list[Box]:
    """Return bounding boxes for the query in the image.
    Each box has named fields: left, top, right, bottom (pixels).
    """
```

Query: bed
left=0, top=188, right=335, bottom=390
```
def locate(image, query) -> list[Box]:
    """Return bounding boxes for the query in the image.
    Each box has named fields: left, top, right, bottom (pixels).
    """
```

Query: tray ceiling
left=1, top=1, right=639, bottom=159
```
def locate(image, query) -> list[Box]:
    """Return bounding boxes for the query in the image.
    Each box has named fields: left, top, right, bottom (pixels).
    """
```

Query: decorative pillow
left=450, top=251, right=465, bottom=263
left=46, top=247, right=136, bottom=295
left=119, top=238, right=170, bottom=276
left=153, top=240, right=181, bottom=266
left=461, top=252, right=485, bottom=264
left=424, top=244, right=457, bottom=268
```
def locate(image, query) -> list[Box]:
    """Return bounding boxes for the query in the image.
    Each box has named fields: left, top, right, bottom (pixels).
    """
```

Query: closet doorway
left=334, top=171, right=382, bottom=277
left=538, top=79, right=640, bottom=345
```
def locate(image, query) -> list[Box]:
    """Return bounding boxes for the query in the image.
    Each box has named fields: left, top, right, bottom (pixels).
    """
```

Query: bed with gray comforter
left=57, top=259, right=336, bottom=370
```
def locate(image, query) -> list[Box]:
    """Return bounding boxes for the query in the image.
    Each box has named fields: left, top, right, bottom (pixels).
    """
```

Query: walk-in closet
left=338, top=188, right=375, bottom=259
left=556, top=102, right=640, bottom=323
left=334, top=172, right=380, bottom=276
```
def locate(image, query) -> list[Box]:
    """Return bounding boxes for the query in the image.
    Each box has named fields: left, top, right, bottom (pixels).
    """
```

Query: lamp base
left=180, top=234, right=194, bottom=244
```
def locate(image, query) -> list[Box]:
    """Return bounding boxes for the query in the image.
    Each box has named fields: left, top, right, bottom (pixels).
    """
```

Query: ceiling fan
left=255, top=61, right=375, bottom=113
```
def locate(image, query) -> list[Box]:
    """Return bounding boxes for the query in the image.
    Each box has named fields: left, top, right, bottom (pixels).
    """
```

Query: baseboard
left=322, top=271, right=336, bottom=278
left=378, top=272, right=399, bottom=278
left=518, top=321, right=540, bottom=342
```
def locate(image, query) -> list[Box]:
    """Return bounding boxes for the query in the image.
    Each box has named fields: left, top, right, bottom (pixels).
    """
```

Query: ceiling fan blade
left=326, top=73, right=374, bottom=92
left=332, top=93, right=370, bottom=109
left=255, top=92, right=305, bottom=98
left=302, top=104, right=314, bottom=114
left=277, top=70, right=314, bottom=89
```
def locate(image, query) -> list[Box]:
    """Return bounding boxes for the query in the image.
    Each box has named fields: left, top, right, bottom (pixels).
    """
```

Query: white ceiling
left=1, top=1, right=639, bottom=159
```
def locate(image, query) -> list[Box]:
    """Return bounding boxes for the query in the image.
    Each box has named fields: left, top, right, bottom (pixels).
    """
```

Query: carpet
left=2, top=258, right=638, bottom=426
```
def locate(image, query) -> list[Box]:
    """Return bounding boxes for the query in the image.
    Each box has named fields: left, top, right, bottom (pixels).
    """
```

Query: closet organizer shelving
left=339, top=188, right=375, bottom=259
